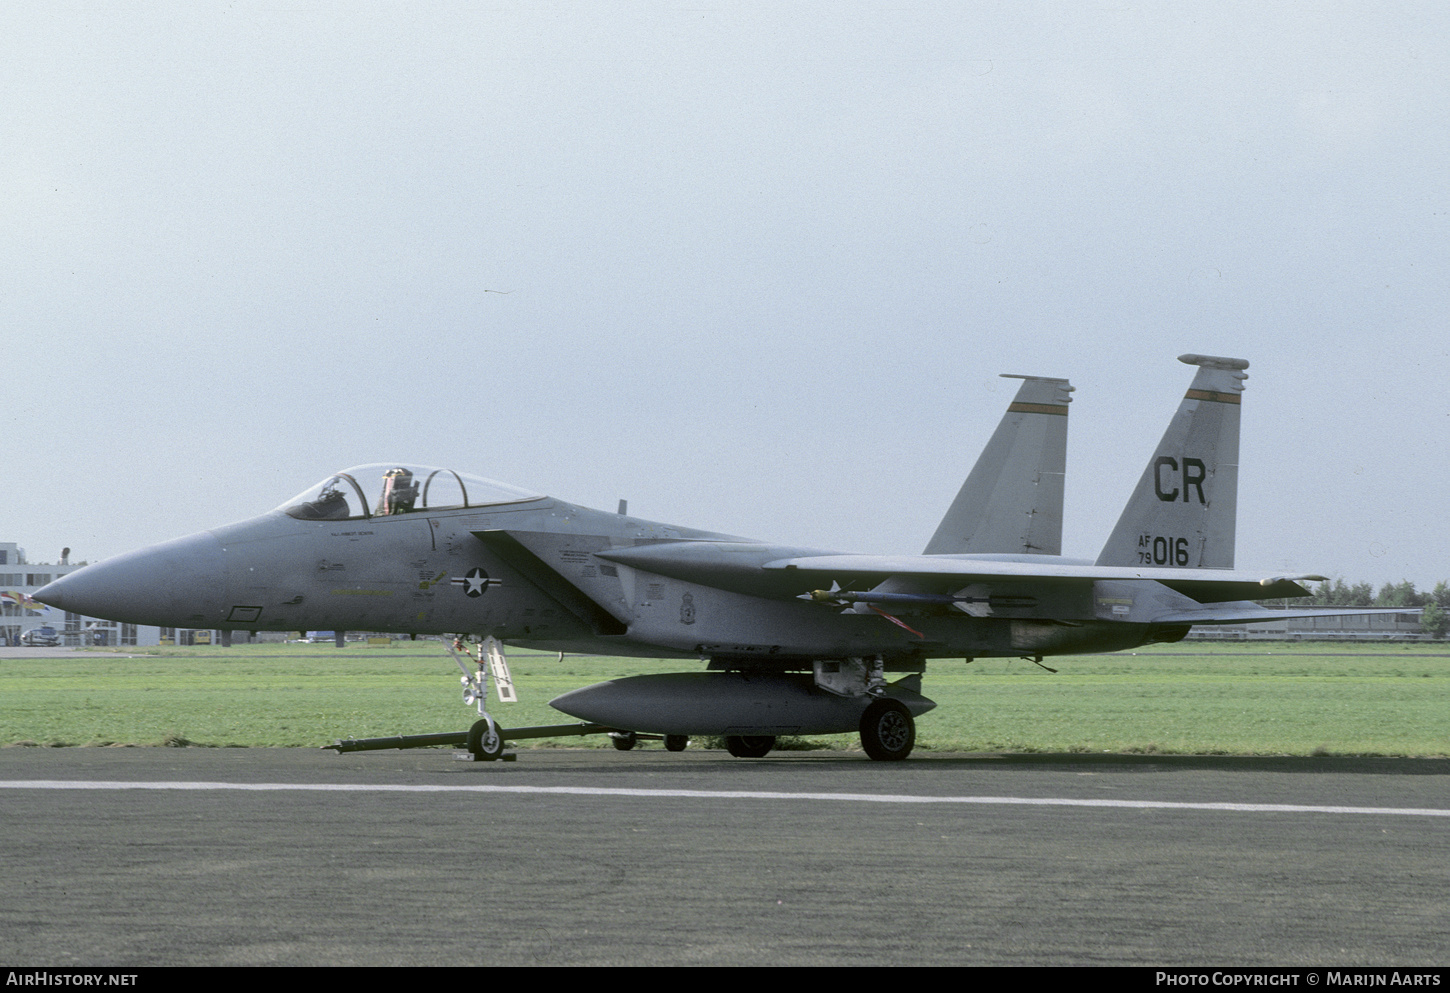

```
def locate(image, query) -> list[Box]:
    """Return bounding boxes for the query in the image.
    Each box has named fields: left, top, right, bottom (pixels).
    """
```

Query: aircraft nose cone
left=34, top=531, right=230, bottom=627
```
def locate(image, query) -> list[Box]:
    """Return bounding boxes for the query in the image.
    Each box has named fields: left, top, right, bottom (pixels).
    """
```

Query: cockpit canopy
left=278, top=464, right=542, bottom=521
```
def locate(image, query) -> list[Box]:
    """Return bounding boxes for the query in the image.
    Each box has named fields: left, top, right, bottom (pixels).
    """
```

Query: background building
left=1189, top=608, right=1426, bottom=642
left=1, top=542, right=158, bottom=647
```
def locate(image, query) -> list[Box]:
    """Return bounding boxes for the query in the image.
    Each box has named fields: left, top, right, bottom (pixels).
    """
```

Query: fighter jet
left=36, top=355, right=1360, bottom=761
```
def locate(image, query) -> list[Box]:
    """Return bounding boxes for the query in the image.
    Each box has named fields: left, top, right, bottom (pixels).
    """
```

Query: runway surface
left=1, top=746, right=1446, bottom=966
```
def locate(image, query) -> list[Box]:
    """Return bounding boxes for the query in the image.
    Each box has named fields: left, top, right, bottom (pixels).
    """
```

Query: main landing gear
left=859, top=699, right=915, bottom=761
left=718, top=702, right=917, bottom=761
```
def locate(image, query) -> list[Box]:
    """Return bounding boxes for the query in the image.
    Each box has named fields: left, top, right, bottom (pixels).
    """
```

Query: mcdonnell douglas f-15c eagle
left=37, top=355, right=1373, bottom=761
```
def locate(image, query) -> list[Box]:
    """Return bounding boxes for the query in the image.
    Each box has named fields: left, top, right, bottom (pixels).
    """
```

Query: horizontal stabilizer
left=1145, top=604, right=1422, bottom=626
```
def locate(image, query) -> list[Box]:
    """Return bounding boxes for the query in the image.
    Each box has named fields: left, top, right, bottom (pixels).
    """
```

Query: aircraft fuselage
left=42, top=493, right=1182, bottom=666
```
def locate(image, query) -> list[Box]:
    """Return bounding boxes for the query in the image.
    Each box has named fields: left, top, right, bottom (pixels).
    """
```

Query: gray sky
left=7, top=3, right=1447, bottom=590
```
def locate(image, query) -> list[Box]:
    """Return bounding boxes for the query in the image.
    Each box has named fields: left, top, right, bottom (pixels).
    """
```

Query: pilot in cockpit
left=376, top=467, right=420, bottom=516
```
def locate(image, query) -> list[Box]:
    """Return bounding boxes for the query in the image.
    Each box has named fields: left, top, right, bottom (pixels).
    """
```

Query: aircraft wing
left=761, top=553, right=1323, bottom=603
left=595, top=540, right=1323, bottom=604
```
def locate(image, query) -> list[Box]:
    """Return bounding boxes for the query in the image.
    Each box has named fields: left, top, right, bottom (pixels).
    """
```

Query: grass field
left=1, top=641, right=1447, bottom=755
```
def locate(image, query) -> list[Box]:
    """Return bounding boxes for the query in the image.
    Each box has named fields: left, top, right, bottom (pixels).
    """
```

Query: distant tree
left=1433, top=581, right=1450, bottom=611
left=1421, top=601, right=1448, bottom=640
left=1376, top=580, right=1425, bottom=608
left=1347, top=581, right=1376, bottom=605
left=1270, top=577, right=1450, bottom=615
left=1305, top=578, right=1375, bottom=606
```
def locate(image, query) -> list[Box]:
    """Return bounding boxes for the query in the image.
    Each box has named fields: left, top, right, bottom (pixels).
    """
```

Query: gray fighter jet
left=36, top=355, right=1360, bottom=761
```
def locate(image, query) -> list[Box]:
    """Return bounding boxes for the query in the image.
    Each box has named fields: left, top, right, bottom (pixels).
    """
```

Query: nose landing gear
left=466, top=716, right=506, bottom=761
left=453, top=635, right=514, bottom=762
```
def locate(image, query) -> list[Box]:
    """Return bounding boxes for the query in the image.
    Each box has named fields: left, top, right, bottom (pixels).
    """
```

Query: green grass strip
left=1, top=641, right=1446, bottom=755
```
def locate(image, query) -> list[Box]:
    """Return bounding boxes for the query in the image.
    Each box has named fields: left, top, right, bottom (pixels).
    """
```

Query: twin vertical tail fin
left=924, top=374, right=1073, bottom=556
left=1095, top=354, right=1248, bottom=569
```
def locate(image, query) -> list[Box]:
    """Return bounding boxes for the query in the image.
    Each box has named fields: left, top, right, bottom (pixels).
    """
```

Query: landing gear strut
left=859, top=698, right=915, bottom=761
left=453, top=635, right=515, bottom=761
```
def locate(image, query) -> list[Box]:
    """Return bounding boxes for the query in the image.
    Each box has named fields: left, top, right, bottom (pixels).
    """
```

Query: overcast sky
left=6, top=3, right=1447, bottom=590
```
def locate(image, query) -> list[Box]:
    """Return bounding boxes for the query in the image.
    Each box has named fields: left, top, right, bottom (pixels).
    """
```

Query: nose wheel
left=467, top=717, right=506, bottom=761
left=859, top=699, right=915, bottom=761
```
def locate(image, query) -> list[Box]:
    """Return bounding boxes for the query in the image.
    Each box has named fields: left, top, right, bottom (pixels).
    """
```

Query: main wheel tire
left=725, top=734, right=775, bottom=758
left=611, top=731, right=638, bottom=751
left=466, top=717, right=506, bottom=761
left=663, top=734, right=688, bottom=752
left=859, top=699, right=915, bottom=761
